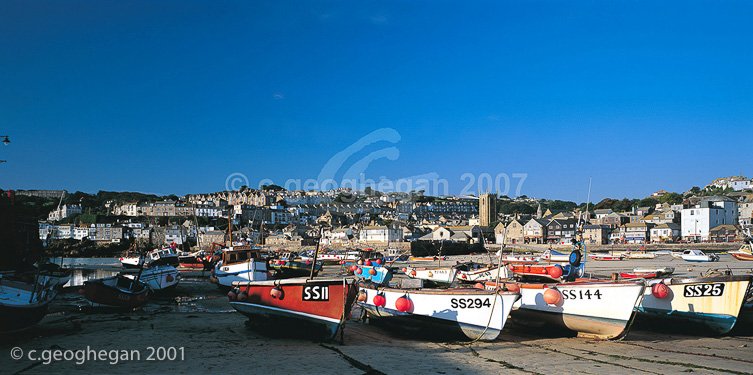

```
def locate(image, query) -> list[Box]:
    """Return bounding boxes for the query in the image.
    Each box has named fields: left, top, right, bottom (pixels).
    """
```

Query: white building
left=739, top=196, right=753, bottom=227
left=710, top=175, right=752, bottom=191
left=47, top=204, right=82, bottom=221
left=681, top=196, right=738, bottom=241
left=359, top=226, right=403, bottom=243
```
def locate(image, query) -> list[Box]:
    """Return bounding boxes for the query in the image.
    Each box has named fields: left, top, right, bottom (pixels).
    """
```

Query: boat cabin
left=220, top=247, right=263, bottom=266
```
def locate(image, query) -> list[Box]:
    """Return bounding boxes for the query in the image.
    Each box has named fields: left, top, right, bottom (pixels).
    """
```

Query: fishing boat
left=82, top=274, right=150, bottom=308
left=0, top=277, right=58, bottom=332
left=123, top=265, right=180, bottom=291
left=121, top=247, right=180, bottom=268
left=178, top=251, right=212, bottom=268
left=678, top=249, right=719, bottom=262
left=485, top=278, right=646, bottom=340
left=408, top=256, right=447, bottom=262
left=638, top=271, right=753, bottom=334
left=17, top=262, right=72, bottom=289
left=619, top=267, right=675, bottom=279
left=403, top=262, right=510, bottom=286
left=228, top=277, right=358, bottom=340
left=211, top=246, right=269, bottom=288
left=358, top=282, right=520, bottom=341
left=728, top=238, right=753, bottom=261
left=351, top=263, right=393, bottom=285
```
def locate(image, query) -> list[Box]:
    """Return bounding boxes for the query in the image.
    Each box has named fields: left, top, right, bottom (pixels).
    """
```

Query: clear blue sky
left=1, top=1, right=751, bottom=202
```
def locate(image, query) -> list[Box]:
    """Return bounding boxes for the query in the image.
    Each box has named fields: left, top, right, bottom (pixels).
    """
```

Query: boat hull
left=358, top=285, right=519, bottom=341
left=230, top=278, right=357, bottom=340
left=125, top=266, right=180, bottom=291
left=83, top=276, right=150, bottom=308
left=0, top=280, right=57, bottom=332
left=638, top=275, right=752, bottom=334
left=491, top=280, right=646, bottom=340
left=213, top=260, right=268, bottom=288
left=729, top=251, right=753, bottom=261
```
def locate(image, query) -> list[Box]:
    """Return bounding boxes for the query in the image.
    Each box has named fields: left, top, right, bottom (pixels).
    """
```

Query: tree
left=364, top=186, right=373, bottom=196
left=659, top=192, right=683, bottom=205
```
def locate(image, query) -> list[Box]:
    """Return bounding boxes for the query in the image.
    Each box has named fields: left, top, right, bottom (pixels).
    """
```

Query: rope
left=468, top=241, right=507, bottom=343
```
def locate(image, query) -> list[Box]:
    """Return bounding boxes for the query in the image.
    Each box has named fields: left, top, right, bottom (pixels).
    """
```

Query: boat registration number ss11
left=683, top=283, right=724, bottom=297
left=303, top=285, right=330, bottom=301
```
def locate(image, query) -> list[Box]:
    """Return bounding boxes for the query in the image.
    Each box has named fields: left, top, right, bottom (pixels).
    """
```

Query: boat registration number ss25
left=683, top=283, right=725, bottom=297
left=302, top=285, right=329, bottom=301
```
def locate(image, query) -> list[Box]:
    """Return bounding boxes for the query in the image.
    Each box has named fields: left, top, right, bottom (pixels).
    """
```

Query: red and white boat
left=590, top=253, right=624, bottom=261
left=728, top=239, right=753, bottom=261
left=82, top=275, right=150, bottom=308
left=120, top=247, right=179, bottom=268
left=228, top=278, right=358, bottom=340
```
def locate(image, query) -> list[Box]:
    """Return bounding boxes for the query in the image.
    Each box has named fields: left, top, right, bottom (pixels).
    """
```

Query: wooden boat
left=211, top=246, right=269, bottom=288
left=229, top=278, right=358, bottom=340
left=123, top=265, right=180, bottom=291
left=728, top=239, right=753, bottom=261
left=403, top=262, right=510, bottom=286
left=121, top=247, right=180, bottom=268
left=358, top=283, right=520, bottom=340
left=408, top=256, right=447, bottom=262
left=678, top=249, right=719, bottom=262
left=82, top=275, right=150, bottom=308
left=178, top=251, right=212, bottom=268
left=485, top=279, right=646, bottom=340
left=637, top=273, right=753, bottom=334
left=619, top=267, right=674, bottom=279
left=0, top=278, right=57, bottom=332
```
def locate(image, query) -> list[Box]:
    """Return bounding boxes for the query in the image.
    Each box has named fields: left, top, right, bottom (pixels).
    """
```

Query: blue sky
left=1, top=1, right=751, bottom=202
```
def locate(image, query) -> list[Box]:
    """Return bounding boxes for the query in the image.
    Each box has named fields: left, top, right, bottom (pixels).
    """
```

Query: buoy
left=375, top=259, right=382, bottom=265
left=227, top=291, right=237, bottom=300
left=461, top=274, right=467, bottom=279
left=427, top=272, right=434, bottom=278
left=364, top=260, right=372, bottom=266
left=474, top=283, right=485, bottom=289
left=505, top=283, right=521, bottom=293
left=410, top=270, right=417, bottom=277
left=402, top=267, right=408, bottom=273
left=373, top=294, right=386, bottom=307
left=78, top=288, right=85, bottom=295
left=357, top=260, right=364, bottom=265
left=270, top=287, right=284, bottom=299
left=369, top=268, right=377, bottom=276
left=339, top=261, right=345, bottom=265
left=687, top=268, right=693, bottom=272
left=237, top=292, right=248, bottom=301
left=547, top=265, right=563, bottom=279
left=350, top=265, right=358, bottom=272
left=543, top=288, right=562, bottom=305
left=356, top=268, right=363, bottom=275
left=305, top=260, right=311, bottom=265
left=357, top=291, right=368, bottom=302
left=651, top=283, right=670, bottom=299
left=395, top=296, right=412, bottom=312
left=166, top=275, right=174, bottom=282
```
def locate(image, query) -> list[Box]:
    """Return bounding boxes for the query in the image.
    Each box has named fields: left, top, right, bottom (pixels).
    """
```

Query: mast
left=309, top=226, right=324, bottom=280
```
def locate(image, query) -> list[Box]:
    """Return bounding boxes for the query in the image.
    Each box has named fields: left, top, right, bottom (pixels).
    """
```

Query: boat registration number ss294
left=450, top=298, right=491, bottom=308
left=683, top=283, right=725, bottom=297
left=302, top=285, right=329, bottom=301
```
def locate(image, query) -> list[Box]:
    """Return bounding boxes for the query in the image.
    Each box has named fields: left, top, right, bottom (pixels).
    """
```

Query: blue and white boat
left=211, top=246, right=268, bottom=288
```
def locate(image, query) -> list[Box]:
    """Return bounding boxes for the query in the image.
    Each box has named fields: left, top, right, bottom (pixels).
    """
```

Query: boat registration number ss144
left=683, top=283, right=725, bottom=297
left=450, top=298, right=492, bottom=308
left=561, top=289, right=602, bottom=300
left=302, top=285, right=330, bottom=301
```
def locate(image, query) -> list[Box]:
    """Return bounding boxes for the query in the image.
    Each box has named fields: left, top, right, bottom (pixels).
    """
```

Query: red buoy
left=474, top=283, right=485, bottom=289
left=402, top=267, right=408, bottom=273
left=350, top=265, right=358, bottom=272
left=78, top=288, right=85, bottom=295
left=227, top=291, right=237, bottom=300
left=373, top=294, right=386, bottom=307
left=410, top=270, right=417, bottom=277
left=547, top=265, right=563, bottom=279
left=505, top=283, right=521, bottom=293
left=651, top=283, right=670, bottom=299
left=355, top=268, right=363, bottom=275
left=305, top=260, right=311, bottom=265
left=237, top=292, right=248, bottom=301
left=369, top=268, right=377, bottom=276
left=543, top=288, right=562, bottom=305
left=364, top=260, right=372, bottom=266
left=395, top=296, right=412, bottom=312
left=375, top=259, right=382, bottom=265
left=166, top=275, right=174, bottom=282
left=339, top=261, right=345, bottom=265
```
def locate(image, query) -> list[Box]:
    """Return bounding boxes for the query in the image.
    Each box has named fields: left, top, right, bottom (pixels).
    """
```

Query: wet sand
left=2, top=254, right=752, bottom=374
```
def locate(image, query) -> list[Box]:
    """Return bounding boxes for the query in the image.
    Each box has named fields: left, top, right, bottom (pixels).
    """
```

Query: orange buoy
left=395, top=296, right=412, bottom=312
left=410, top=270, right=417, bottom=277
left=237, top=292, right=248, bottom=301
left=270, top=287, right=284, bottom=299
left=375, top=259, right=382, bottom=265
left=505, top=283, right=521, bottom=293
left=364, top=260, right=372, bottom=266
left=227, top=291, right=237, bottom=300
left=356, top=268, right=363, bottom=275
left=373, top=294, right=386, bottom=307
left=651, top=283, right=670, bottom=299
left=402, top=267, right=408, bottom=273
left=166, top=275, right=174, bottom=282
left=369, top=268, right=377, bottom=276
left=543, top=288, right=562, bottom=305
left=427, top=272, right=434, bottom=278
left=474, top=283, right=485, bottom=289
left=547, top=265, right=563, bottom=279
left=357, top=291, right=368, bottom=302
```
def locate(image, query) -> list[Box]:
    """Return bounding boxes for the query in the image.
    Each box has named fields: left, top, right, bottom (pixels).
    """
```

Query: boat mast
left=309, top=226, right=324, bottom=280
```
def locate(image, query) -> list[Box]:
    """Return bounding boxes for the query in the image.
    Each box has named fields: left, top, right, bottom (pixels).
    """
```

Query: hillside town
left=18, top=174, right=753, bottom=252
